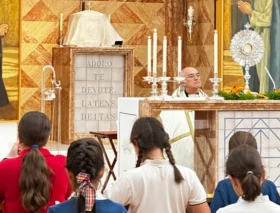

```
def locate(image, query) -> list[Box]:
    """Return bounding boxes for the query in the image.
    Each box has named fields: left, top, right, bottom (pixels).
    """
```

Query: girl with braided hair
left=104, top=117, right=210, bottom=213
left=0, top=111, right=72, bottom=213
left=217, top=145, right=280, bottom=213
left=48, top=138, right=127, bottom=213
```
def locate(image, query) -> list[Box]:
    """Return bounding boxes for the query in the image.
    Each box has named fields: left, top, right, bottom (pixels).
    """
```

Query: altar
left=117, top=97, right=280, bottom=194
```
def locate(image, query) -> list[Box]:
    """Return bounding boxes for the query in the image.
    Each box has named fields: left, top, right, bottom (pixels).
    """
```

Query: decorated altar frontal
left=118, top=97, right=280, bottom=194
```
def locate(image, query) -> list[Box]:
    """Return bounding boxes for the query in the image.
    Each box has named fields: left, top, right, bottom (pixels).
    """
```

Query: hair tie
left=31, top=144, right=40, bottom=149
left=76, top=172, right=95, bottom=211
left=247, top=171, right=253, bottom=175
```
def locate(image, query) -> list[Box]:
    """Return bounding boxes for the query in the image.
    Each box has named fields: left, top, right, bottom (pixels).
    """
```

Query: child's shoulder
left=48, top=198, right=77, bottom=213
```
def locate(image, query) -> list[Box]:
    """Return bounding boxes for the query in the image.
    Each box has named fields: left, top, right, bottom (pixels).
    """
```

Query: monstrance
left=230, top=23, right=264, bottom=92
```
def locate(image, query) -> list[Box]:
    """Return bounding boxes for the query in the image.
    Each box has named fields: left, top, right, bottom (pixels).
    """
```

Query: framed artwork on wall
left=217, top=0, right=280, bottom=93
left=0, top=0, right=20, bottom=120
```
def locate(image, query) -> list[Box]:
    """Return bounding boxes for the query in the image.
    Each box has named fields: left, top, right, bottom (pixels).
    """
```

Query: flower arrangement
left=266, top=90, right=280, bottom=100
left=218, top=86, right=280, bottom=100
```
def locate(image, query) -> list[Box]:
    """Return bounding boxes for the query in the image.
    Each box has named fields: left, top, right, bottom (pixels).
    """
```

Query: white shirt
left=104, top=159, right=207, bottom=213
left=217, top=195, right=280, bottom=213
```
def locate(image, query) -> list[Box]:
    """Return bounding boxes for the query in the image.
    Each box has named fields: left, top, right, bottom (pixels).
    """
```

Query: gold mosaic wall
left=21, top=0, right=215, bottom=114
left=184, top=0, right=215, bottom=95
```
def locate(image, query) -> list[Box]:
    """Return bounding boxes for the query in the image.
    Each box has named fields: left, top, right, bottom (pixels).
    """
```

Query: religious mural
left=221, top=0, right=280, bottom=93
left=0, top=0, right=20, bottom=120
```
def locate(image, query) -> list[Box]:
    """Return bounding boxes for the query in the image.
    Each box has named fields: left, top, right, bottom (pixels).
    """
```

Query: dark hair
left=229, top=131, right=257, bottom=152
left=18, top=111, right=52, bottom=213
left=66, top=138, right=105, bottom=213
left=130, top=117, right=184, bottom=183
left=226, top=145, right=263, bottom=201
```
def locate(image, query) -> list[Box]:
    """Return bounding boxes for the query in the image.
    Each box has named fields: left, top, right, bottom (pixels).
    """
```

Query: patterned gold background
left=20, top=0, right=215, bottom=115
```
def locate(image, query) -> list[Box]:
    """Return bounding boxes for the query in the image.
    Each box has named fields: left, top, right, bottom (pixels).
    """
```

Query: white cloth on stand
left=63, top=11, right=123, bottom=47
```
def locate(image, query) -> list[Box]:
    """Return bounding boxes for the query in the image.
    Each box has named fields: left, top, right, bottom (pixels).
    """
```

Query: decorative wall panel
left=21, top=0, right=214, bottom=114
left=218, top=111, right=280, bottom=189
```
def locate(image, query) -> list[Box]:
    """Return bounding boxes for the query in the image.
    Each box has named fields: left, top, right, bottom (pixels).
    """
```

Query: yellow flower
left=245, top=90, right=251, bottom=94
left=230, top=85, right=244, bottom=94
left=256, top=93, right=267, bottom=99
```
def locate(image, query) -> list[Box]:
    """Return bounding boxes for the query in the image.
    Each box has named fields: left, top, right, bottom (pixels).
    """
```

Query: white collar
left=68, top=190, right=106, bottom=200
left=237, top=194, right=269, bottom=204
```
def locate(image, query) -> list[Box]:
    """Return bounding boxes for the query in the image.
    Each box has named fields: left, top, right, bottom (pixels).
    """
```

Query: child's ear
left=98, top=167, right=105, bottom=179
left=261, top=168, right=266, bottom=184
left=228, top=175, right=237, bottom=188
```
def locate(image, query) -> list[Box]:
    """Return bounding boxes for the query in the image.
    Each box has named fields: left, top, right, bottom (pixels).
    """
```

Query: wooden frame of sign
left=52, top=47, right=134, bottom=144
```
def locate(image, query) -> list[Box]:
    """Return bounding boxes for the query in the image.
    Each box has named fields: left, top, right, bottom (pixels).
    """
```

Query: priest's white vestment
left=159, top=86, right=208, bottom=169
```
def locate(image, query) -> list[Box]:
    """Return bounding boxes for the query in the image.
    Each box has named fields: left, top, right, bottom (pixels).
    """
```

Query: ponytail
left=241, top=172, right=261, bottom=201
left=77, top=196, right=96, bottom=213
left=19, top=148, right=52, bottom=212
left=226, top=146, right=263, bottom=202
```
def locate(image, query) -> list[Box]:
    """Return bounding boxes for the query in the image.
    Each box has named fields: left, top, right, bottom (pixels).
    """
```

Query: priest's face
left=181, top=67, right=201, bottom=90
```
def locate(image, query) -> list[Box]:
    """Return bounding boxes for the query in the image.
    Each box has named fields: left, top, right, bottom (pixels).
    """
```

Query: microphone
left=264, top=66, right=276, bottom=91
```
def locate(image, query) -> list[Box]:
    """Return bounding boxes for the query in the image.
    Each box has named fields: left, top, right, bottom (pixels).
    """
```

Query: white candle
left=162, top=36, right=167, bottom=77
left=188, top=6, right=194, bottom=17
left=214, top=30, right=218, bottom=75
left=153, top=29, right=157, bottom=77
left=108, top=14, right=111, bottom=22
left=178, top=36, right=182, bottom=75
left=59, top=13, right=63, bottom=32
left=147, top=36, right=152, bottom=77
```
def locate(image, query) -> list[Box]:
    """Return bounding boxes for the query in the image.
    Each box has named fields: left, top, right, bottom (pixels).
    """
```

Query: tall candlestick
left=59, top=13, right=63, bottom=32
left=214, top=30, right=218, bottom=75
left=162, top=36, right=167, bottom=77
left=147, top=36, right=152, bottom=77
left=153, top=29, right=157, bottom=77
left=188, top=6, right=194, bottom=17
left=178, top=36, right=182, bottom=75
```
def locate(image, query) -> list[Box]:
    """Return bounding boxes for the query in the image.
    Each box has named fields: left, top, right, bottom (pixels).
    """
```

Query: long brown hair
left=18, top=111, right=53, bottom=213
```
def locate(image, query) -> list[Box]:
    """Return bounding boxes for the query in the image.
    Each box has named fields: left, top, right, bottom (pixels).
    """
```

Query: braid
left=66, top=138, right=104, bottom=213
left=165, top=142, right=184, bottom=183
left=136, top=148, right=143, bottom=167
left=67, top=140, right=103, bottom=179
left=130, top=117, right=184, bottom=183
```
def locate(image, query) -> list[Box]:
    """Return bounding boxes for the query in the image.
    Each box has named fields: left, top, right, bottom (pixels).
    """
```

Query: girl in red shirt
left=0, top=111, right=72, bottom=213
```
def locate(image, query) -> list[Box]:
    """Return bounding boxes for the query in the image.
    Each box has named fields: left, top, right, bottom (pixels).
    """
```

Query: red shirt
left=0, top=148, right=72, bottom=213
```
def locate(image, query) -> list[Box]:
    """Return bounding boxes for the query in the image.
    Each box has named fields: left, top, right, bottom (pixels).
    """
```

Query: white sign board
left=74, top=54, right=124, bottom=133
